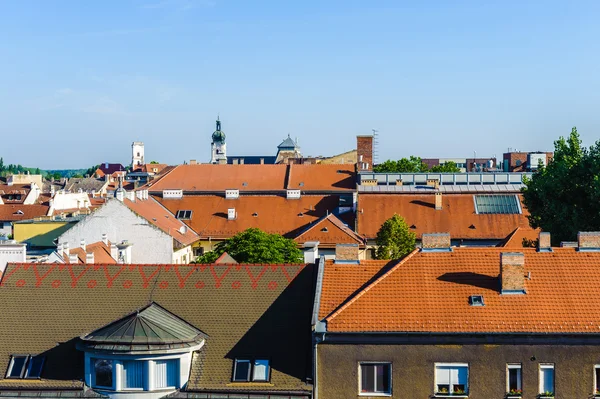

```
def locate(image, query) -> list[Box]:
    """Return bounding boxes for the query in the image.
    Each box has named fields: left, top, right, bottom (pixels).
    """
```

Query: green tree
left=150, top=160, right=159, bottom=164
left=195, top=228, right=303, bottom=264
left=430, top=161, right=461, bottom=173
left=375, top=214, right=416, bottom=259
left=522, top=127, right=600, bottom=244
left=374, top=156, right=428, bottom=173
left=51, top=172, right=62, bottom=180
left=0, top=157, right=4, bottom=171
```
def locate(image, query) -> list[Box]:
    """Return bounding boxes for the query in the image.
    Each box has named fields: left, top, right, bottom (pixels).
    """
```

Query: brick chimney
left=538, top=232, right=552, bottom=252
left=500, top=252, right=526, bottom=294
left=578, top=232, right=600, bottom=251
left=357, top=135, right=373, bottom=172
left=189, top=159, right=197, bottom=165
left=426, top=179, right=439, bottom=189
left=335, top=244, right=359, bottom=264
left=421, top=233, right=451, bottom=251
left=361, top=179, right=378, bottom=187
left=435, top=192, right=443, bottom=210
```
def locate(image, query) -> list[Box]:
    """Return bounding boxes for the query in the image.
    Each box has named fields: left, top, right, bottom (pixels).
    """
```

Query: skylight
left=469, top=295, right=485, bottom=307
left=474, top=195, right=521, bottom=214
left=176, top=210, right=192, bottom=220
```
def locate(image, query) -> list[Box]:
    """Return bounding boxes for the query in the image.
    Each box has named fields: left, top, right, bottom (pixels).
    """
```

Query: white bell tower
left=132, top=142, right=145, bottom=168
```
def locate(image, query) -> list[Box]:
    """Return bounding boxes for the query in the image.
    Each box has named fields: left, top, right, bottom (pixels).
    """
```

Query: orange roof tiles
left=294, top=213, right=364, bottom=247
left=323, top=247, right=600, bottom=333
left=287, top=164, right=356, bottom=191
left=357, top=193, right=531, bottom=240
left=499, top=227, right=540, bottom=249
left=0, top=204, right=49, bottom=222
left=153, top=194, right=344, bottom=240
left=123, top=198, right=199, bottom=246
left=65, top=241, right=116, bottom=264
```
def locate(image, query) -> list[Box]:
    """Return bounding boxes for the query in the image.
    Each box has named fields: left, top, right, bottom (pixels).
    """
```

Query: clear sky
left=1, top=0, right=599, bottom=169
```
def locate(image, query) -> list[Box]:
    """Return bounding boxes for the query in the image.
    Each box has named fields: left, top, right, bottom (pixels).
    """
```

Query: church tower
left=132, top=142, right=145, bottom=169
left=210, top=117, right=227, bottom=164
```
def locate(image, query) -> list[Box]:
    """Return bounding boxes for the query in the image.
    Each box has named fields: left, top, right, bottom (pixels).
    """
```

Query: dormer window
left=232, top=359, right=270, bottom=382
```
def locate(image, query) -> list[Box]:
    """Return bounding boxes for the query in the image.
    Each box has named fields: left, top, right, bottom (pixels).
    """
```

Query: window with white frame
left=93, top=359, right=114, bottom=389
left=435, top=363, right=468, bottom=395
left=155, top=359, right=178, bottom=389
left=6, top=356, right=29, bottom=378
left=359, top=362, right=391, bottom=395
left=539, top=364, right=554, bottom=396
left=232, top=359, right=271, bottom=382
left=122, top=360, right=144, bottom=390
left=595, top=365, right=600, bottom=395
left=507, top=364, right=522, bottom=395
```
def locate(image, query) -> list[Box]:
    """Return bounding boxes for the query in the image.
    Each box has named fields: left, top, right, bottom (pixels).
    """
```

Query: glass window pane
left=94, top=359, right=113, bottom=388
left=26, top=356, right=45, bottom=378
left=361, top=364, right=374, bottom=393
left=233, top=360, right=251, bottom=382
left=379, top=364, right=390, bottom=393
left=252, top=360, right=269, bottom=381
left=540, top=367, right=554, bottom=394
left=596, top=368, right=600, bottom=391
left=155, top=359, right=177, bottom=388
left=123, top=360, right=143, bottom=389
left=7, top=356, right=27, bottom=378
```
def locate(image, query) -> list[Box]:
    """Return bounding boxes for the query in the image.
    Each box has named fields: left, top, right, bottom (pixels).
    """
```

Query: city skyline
left=1, top=0, right=599, bottom=168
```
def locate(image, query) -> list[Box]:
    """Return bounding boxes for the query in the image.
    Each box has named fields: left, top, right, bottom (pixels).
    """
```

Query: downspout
left=311, top=255, right=327, bottom=399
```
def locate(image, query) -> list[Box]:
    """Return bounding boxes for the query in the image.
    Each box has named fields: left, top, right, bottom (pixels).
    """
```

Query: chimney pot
left=500, top=252, right=526, bottom=294
left=240, top=158, right=244, bottom=164
left=190, top=159, right=197, bottom=165
left=435, top=191, right=443, bottom=210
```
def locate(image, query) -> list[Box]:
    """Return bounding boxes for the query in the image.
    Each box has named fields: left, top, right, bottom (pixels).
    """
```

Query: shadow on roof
left=38, top=338, right=84, bottom=381
left=409, top=199, right=435, bottom=209
left=437, top=272, right=499, bottom=291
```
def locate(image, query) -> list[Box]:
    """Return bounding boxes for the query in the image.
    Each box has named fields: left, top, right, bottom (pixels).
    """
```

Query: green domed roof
left=212, top=119, right=225, bottom=143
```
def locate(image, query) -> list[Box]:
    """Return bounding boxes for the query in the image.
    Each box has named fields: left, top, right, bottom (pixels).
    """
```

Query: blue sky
left=1, top=0, right=599, bottom=168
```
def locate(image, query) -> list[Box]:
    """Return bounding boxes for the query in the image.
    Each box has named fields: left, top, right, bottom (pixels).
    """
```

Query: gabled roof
left=64, top=241, right=116, bottom=264
left=214, top=252, right=238, bottom=264
left=80, top=302, right=207, bottom=352
left=132, top=163, right=169, bottom=174
left=294, top=213, right=364, bottom=247
left=357, top=193, right=530, bottom=240
left=0, top=204, right=50, bottom=222
left=65, top=178, right=107, bottom=193
left=321, top=247, right=600, bottom=334
left=123, top=198, right=199, bottom=246
left=278, top=135, right=299, bottom=149
left=498, top=227, right=540, bottom=249
left=287, top=164, right=356, bottom=191
left=95, top=163, right=125, bottom=176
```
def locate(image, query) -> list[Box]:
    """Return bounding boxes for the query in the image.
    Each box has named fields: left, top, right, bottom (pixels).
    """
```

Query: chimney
left=435, top=191, right=443, bottom=210
left=240, top=158, right=244, bottom=165
left=303, top=241, right=320, bottom=264
left=560, top=241, right=578, bottom=248
left=421, top=233, right=451, bottom=251
left=116, top=241, right=133, bottom=264
left=56, top=242, right=63, bottom=254
left=69, top=253, right=79, bottom=263
left=360, top=179, right=378, bottom=187
left=356, top=135, right=374, bottom=172
left=101, top=233, right=108, bottom=246
left=232, top=159, right=238, bottom=165
left=426, top=179, right=439, bottom=189
left=500, top=252, right=526, bottom=294
left=63, top=242, right=69, bottom=255
left=538, top=232, right=552, bottom=252
left=260, top=158, right=264, bottom=165
left=190, top=159, right=197, bottom=165
left=396, top=179, right=403, bottom=186
left=86, top=252, right=94, bottom=264
left=80, top=239, right=86, bottom=252
left=334, top=244, right=359, bottom=264
left=227, top=208, right=237, bottom=220
left=110, top=243, right=118, bottom=260
left=578, top=232, right=600, bottom=251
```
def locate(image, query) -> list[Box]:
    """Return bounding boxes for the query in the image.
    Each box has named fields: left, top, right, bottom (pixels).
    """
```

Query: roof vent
left=225, top=189, right=239, bottom=199
left=227, top=208, right=237, bottom=221
left=287, top=189, right=301, bottom=199
left=242, top=182, right=248, bottom=187
left=163, top=189, right=183, bottom=199
left=252, top=212, right=258, bottom=217
left=179, top=226, right=187, bottom=234
left=469, top=295, right=484, bottom=306
left=321, top=227, right=328, bottom=233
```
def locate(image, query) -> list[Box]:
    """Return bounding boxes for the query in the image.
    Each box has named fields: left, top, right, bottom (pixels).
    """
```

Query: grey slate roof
left=358, top=184, right=526, bottom=193
left=277, top=135, right=299, bottom=149
left=65, top=178, right=107, bottom=193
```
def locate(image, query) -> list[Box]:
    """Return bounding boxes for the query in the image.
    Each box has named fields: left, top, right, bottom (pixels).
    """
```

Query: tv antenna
left=372, top=129, right=379, bottom=164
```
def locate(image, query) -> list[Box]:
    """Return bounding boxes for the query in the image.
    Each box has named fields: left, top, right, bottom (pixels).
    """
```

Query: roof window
left=252, top=212, right=258, bottom=217
left=176, top=210, right=192, bottom=220
left=474, top=194, right=521, bottom=214
left=469, top=295, right=485, bottom=306
left=232, top=359, right=270, bottom=382
left=321, top=227, right=328, bottom=232
left=5, top=355, right=45, bottom=379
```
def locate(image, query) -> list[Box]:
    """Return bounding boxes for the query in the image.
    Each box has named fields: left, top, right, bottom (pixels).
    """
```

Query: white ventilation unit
left=287, top=189, right=301, bottom=199
left=179, top=226, right=187, bottom=234
left=225, top=189, right=239, bottom=199
left=227, top=208, right=237, bottom=220
left=163, top=189, right=183, bottom=199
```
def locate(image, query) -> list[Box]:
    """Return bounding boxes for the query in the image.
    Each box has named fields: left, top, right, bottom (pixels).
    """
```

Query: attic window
left=252, top=212, right=258, bottom=217
left=474, top=195, right=521, bottom=214
left=298, top=212, right=304, bottom=217
left=14, top=210, right=24, bottom=215
left=469, top=295, right=484, bottom=306
left=5, top=355, right=45, bottom=379
left=176, top=210, right=192, bottom=220
left=410, top=224, right=416, bottom=229
left=321, top=227, right=328, bottom=232
left=232, top=359, right=270, bottom=382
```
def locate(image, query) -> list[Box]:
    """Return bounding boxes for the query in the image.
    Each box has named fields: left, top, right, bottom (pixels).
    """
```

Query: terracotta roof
left=153, top=194, right=345, bottom=239
left=322, top=247, right=600, bottom=333
left=95, top=163, right=125, bottom=176
left=357, top=193, right=530, bottom=240
left=147, top=164, right=356, bottom=193
left=214, top=252, right=238, bottom=264
left=498, top=227, right=540, bottom=249
left=287, top=164, right=356, bottom=191
left=123, top=198, right=199, bottom=246
left=293, top=213, right=364, bottom=247
left=132, top=163, right=168, bottom=174
left=0, top=184, right=31, bottom=204
left=0, top=263, right=314, bottom=393
left=0, top=204, right=50, bottom=222
left=64, top=241, right=116, bottom=264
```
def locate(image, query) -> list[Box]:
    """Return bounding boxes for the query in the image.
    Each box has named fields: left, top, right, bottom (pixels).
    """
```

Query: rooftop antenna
left=372, top=129, right=379, bottom=165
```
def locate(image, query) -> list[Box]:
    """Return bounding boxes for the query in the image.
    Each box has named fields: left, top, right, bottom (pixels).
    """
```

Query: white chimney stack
left=80, top=239, right=86, bottom=251
left=69, top=253, right=79, bottom=263
left=86, top=252, right=94, bottom=264
left=101, top=234, right=108, bottom=246
left=227, top=208, right=237, bottom=220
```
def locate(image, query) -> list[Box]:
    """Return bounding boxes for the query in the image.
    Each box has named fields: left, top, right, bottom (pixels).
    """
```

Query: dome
left=212, top=129, right=225, bottom=143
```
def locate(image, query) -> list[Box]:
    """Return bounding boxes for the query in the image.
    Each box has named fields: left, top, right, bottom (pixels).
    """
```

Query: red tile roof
left=95, top=164, right=125, bottom=177
left=322, top=247, right=600, bottom=333
left=133, top=163, right=168, bottom=174
left=294, top=213, right=364, bottom=247
left=64, top=241, right=116, bottom=264
left=357, top=193, right=530, bottom=240
left=153, top=194, right=345, bottom=240
left=0, top=205, right=50, bottom=222
left=123, top=198, right=199, bottom=246
left=147, top=164, right=356, bottom=193
left=498, top=227, right=540, bottom=249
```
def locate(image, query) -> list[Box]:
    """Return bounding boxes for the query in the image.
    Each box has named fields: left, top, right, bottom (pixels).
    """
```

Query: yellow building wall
left=14, top=222, right=75, bottom=247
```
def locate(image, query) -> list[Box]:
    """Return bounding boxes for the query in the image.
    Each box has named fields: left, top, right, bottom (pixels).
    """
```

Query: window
left=435, top=363, right=468, bottom=395
left=507, top=364, right=522, bottom=395
left=93, top=359, right=114, bottom=388
left=6, top=356, right=28, bottom=378
left=232, top=359, right=271, bottom=382
left=25, top=356, right=45, bottom=378
left=122, top=360, right=144, bottom=389
left=595, top=365, right=600, bottom=395
left=176, top=210, right=192, bottom=220
left=359, top=363, right=391, bottom=395
left=474, top=195, right=521, bottom=214
left=469, top=295, right=484, bottom=306
left=155, top=359, right=178, bottom=389
left=539, top=364, right=554, bottom=396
